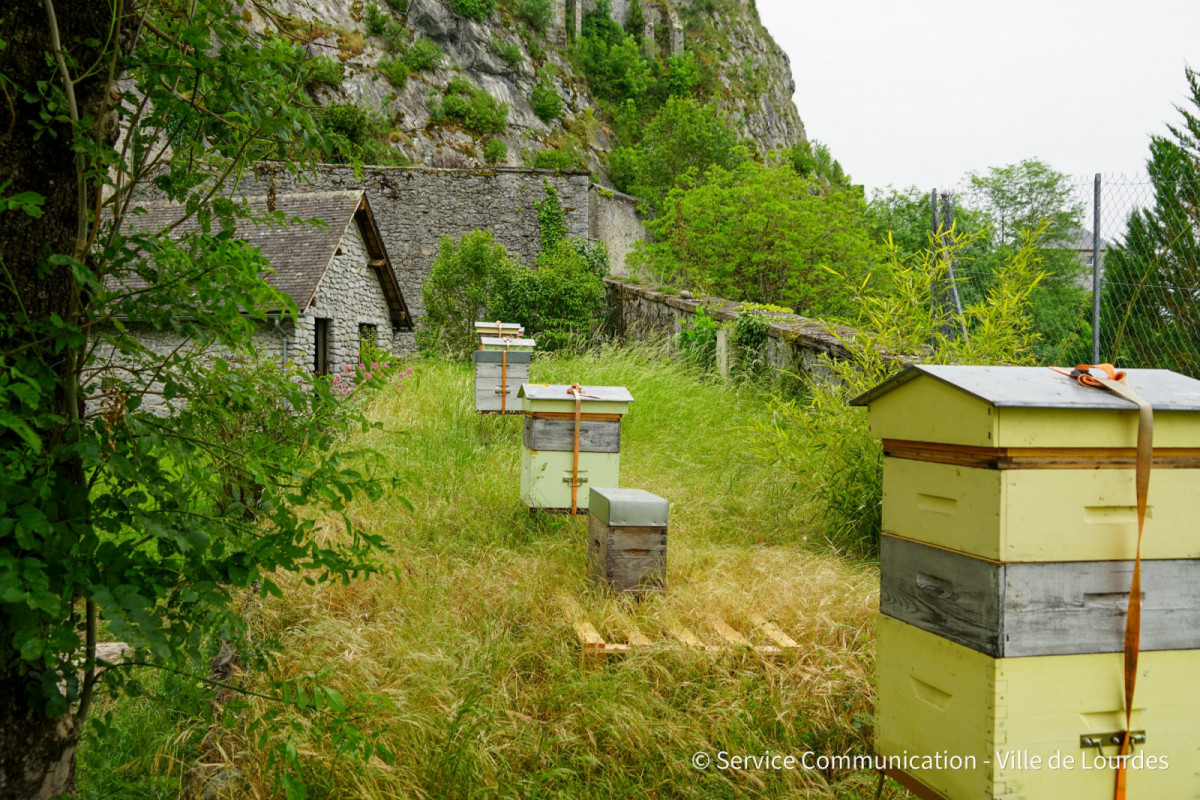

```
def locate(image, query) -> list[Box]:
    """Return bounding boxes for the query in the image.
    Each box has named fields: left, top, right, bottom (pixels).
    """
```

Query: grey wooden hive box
left=473, top=340, right=535, bottom=414
left=588, top=487, right=668, bottom=594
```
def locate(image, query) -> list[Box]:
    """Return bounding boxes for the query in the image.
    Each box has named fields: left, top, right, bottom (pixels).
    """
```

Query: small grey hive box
left=473, top=336, right=536, bottom=414
left=588, top=488, right=668, bottom=594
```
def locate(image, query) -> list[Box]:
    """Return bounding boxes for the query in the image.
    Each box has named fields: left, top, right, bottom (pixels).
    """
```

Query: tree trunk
left=0, top=675, right=78, bottom=800
left=0, top=2, right=129, bottom=797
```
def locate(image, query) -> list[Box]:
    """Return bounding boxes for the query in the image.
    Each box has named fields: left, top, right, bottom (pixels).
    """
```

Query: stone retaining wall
left=605, top=278, right=859, bottom=381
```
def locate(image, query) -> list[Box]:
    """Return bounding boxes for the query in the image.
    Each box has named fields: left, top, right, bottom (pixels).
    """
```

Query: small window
left=314, top=318, right=331, bottom=376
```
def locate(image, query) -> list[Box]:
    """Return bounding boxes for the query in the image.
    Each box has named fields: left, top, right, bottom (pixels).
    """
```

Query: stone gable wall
left=294, top=218, right=405, bottom=369
left=238, top=165, right=592, bottom=344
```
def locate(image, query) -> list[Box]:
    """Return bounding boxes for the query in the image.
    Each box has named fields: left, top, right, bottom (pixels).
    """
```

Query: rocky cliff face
left=240, top=0, right=805, bottom=177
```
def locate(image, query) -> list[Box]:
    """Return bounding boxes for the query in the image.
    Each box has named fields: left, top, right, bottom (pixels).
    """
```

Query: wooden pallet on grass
left=560, top=596, right=800, bottom=665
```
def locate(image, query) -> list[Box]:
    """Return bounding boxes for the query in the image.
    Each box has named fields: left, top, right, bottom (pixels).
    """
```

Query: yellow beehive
left=876, top=616, right=1200, bottom=800
left=853, top=366, right=1200, bottom=562
left=852, top=365, right=1200, bottom=800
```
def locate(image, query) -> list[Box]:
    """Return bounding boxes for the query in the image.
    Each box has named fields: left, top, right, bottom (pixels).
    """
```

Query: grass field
left=78, top=345, right=885, bottom=799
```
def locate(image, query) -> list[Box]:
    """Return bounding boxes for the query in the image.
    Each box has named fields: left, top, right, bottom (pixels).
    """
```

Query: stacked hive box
left=518, top=384, right=634, bottom=513
left=474, top=335, right=535, bottom=414
left=851, top=365, right=1200, bottom=800
left=474, top=321, right=524, bottom=342
left=588, top=488, right=668, bottom=594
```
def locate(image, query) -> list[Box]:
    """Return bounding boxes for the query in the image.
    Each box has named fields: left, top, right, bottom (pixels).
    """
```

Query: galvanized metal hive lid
left=590, top=487, right=669, bottom=527
left=475, top=321, right=524, bottom=332
left=850, top=365, right=1200, bottom=411
left=518, top=384, right=635, bottom=403
left=479, top=336, right=537, bottom=348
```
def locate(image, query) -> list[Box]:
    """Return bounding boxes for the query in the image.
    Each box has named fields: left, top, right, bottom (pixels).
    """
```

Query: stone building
left=112, top=190, right=412, bottom=375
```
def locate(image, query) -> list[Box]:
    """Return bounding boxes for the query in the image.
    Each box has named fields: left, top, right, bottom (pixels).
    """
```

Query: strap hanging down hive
left=518, top=383, right=634, bottom=513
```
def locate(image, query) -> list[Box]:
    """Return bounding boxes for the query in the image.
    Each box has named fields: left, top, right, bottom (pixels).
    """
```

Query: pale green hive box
left=518, top=384, right=634, bottom=512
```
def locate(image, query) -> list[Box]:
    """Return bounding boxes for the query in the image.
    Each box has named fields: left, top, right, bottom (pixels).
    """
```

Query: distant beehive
left=588, top=487, right=668, bottom=594
left=474, top=336, right=536, bottom=414
left=852, top=365, right=1200, bottom=800
left=518, top=384, right=634, bottom=513
left=474, top=321, right=524, bottom=343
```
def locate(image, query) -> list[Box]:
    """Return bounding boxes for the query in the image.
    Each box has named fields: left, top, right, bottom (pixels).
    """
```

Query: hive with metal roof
left=852, top=365, right=1200, bottom=800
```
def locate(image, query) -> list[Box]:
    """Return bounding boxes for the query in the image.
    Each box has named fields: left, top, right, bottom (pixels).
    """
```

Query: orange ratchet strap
left=1052, top=364, right=1152, bottom=800
left=567, top=382, right=585, bottom=515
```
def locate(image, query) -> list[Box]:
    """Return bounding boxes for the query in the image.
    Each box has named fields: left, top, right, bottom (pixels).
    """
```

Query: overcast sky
left=755, top=0, right=1200, bottom=196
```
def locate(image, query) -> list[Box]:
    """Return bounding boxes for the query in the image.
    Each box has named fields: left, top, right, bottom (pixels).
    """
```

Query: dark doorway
left=314, top=318, right=331, bottom=375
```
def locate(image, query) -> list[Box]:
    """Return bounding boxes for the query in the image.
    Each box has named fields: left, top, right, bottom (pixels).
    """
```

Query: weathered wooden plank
left=668, top=625, right=706, bottom=648
left=711, top=619, right=751, bottom=647
left=748, top=614, right=799, bottom=649
left=881, top=535, right=1200, bottom=656
left=589, top=518, right=665, bottom=593
left=474, top=363, right=531, bottom=381
left=526, top=411, right=622, bottom=423
left=624, top=626, right=653, bottom=646
left=523, top=417, right=621, bottom=454
left=880, top=535, right=1002, bottom=656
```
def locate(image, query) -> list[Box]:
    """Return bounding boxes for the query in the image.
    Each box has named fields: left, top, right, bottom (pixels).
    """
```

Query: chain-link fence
left=933, top=171, right=1199, bottom=377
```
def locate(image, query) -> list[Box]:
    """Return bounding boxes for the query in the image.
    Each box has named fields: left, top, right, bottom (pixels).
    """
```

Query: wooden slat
left=883, top=438, right=1200, bottom=470
left=881, top=535, right=1200, bottom=657
left=711, top=619, right=751, bottom=648
left=748, top=614, right=799, bottom=649
left=624, top=626, right=653, bottom=646
left=523, top=417, right=621, bottom=454
left=668, top=625, right=706, bottom=649
left=527, top=411, right=622, bottom=423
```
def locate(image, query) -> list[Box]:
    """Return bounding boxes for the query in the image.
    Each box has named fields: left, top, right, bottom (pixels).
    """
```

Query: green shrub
left=530, top=147, right=582, bottom=171
left=629, top=158, right=882, bottom=320
left=484, top=138, right=508, bottom=164
left=305, top=55, right=345, bottom=87
left=317, top=104, right=407, bottom=165
left=751, top=231, right=1046, bottom=556
left=530, top=82, right=563, bottom=122
left=405, top=37, right=443, bottom=71
left=386, top=0, right=408, bottom=9
left=364, top=1, right=388, bottom=34
left=678, top=306, right=720, bottom=368
left=418, top=230, right=516, bottom=357
left=527, top=39, right=545, bottom=62
left=449, top=0, right=495, bottom=20
left=382, top=20, right=407, bottom=53
left=515, top=0, right=552, bottom=30
left=378, top=55, right=409, bottom=87
left=609, top=97, right=742, bottom=208
left=493, top=36, right=523, bottom=70
left=430, top=77, right=508, bottom=135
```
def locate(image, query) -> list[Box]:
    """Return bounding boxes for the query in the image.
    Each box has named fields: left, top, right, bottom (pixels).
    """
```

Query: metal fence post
left=1092, top=173, right=1102, bottom=363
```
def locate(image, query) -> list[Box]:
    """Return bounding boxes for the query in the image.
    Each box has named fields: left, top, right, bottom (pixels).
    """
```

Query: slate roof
left=850, top=365, right=1200, bottom=411
left=117, top=191, right=411, bottom=327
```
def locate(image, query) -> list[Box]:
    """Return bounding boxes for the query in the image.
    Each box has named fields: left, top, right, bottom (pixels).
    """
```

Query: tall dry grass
left=87, top=345, right=884, bottom=799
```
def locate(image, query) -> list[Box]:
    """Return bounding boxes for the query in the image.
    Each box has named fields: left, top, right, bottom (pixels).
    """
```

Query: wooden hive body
left=876, top=616, right=1200, bottom=800
left=880, top=535, right=1200, bottom=657
left=474, top=349, right=532, bottom=414
left=518, top=384, right=634, bottom=512
left=853, top=366, right=1200, bottom=800
left=587, top=488, right=668, bottom=593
